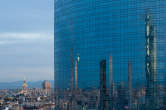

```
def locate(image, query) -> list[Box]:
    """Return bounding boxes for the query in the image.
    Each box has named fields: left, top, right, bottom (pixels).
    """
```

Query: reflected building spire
left=70, top=46, right=74, bottom=90
left=99, top=59, right=109, bottom=110
left=109, top=55, right=114, bottom=110
left=75, top=59, right=78, bottom=90
left=145, top=12, right=157, bottom=109
left=75, top=56, right=79, bottom=90
left=128, top=60, right=132, bottom=110
left=70, top=18, right=74, bottom=91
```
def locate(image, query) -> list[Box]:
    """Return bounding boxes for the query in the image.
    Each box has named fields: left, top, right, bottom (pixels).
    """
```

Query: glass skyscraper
left=54, top=0, right=166, bottom=110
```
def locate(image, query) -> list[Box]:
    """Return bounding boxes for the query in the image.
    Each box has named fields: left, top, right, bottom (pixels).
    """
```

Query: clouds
left=0, top=32, right=54, bottom=82
left=0, top=32, right=53, bottom=45
left=0, top=32, right=52, bottom=40
left=0, top=0, right=54, bottom=82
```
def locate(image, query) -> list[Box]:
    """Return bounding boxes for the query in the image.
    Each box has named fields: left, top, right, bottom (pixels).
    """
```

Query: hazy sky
left=0, top=0, right=54, bottom=82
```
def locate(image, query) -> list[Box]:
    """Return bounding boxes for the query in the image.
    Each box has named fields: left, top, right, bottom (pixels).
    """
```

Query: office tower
left=145, top=13, right=157, bottom=109
left=128, top=61, right=132, bottom=110
left=54, top=0, right=166, bottom=109
left=54, top=0, right=150, bottom=90
left=99, top=60, right=109, bottom=110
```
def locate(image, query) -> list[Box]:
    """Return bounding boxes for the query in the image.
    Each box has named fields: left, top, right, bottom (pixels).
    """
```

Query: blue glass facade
left=54, top=0, right=166, bottom=110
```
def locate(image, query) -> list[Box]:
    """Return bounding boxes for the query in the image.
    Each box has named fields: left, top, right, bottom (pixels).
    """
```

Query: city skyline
left=0, top=0, right=166, bottom=110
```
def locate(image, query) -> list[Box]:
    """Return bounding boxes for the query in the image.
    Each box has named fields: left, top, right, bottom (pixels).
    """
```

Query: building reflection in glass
left=54, top=0, right=166, bottom=110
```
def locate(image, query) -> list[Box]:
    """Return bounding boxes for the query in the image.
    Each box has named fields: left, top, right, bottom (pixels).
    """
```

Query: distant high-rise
left=42, top=80, right=51, bottom=92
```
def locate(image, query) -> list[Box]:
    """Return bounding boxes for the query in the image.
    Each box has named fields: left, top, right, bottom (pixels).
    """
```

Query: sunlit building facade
left=54, top=0, right=166, bottom=110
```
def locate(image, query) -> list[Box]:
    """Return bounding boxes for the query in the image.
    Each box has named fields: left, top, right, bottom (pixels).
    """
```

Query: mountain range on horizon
left=0, top=80, right=54, bottom=89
